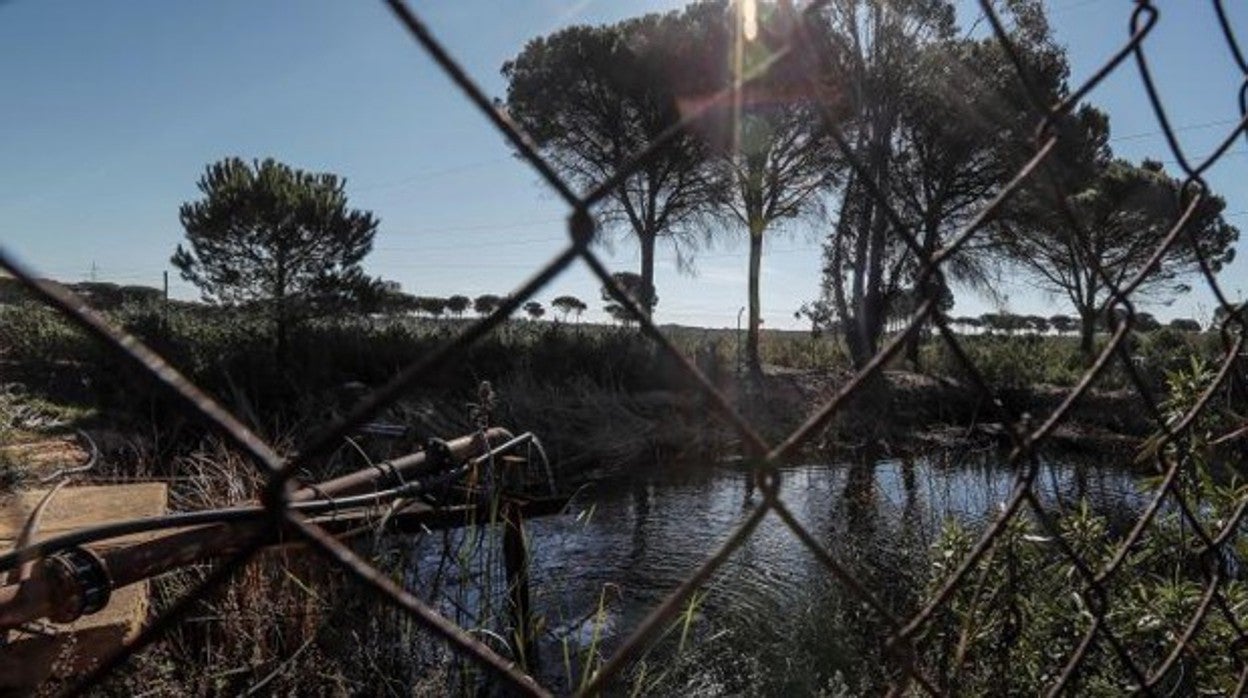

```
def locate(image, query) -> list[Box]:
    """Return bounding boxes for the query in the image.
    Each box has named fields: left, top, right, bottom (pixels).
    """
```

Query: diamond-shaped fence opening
left=3, top=0, right=1248, bottom=695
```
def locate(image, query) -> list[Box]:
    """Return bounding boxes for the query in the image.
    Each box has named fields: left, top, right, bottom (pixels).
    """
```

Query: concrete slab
left=0, top=483, right=167, bottom=694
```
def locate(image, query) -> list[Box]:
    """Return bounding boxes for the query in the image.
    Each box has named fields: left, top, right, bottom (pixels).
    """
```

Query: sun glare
left=741, top=0, right=759, bottom=41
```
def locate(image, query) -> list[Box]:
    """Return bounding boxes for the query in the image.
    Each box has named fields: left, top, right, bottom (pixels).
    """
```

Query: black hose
left=0, top=433, right=538, bottom=574
left=0, top=474, right=443, bottom=574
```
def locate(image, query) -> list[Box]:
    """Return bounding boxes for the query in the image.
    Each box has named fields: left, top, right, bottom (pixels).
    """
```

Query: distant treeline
left=0, top=276, right=167, bottom=310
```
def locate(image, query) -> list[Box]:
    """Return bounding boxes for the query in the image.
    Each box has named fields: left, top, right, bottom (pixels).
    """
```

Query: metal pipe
left=0, top=427, right=516, bottom=630
left=0, top=493, right=571, bottom=630
left=290, top=427, right=511, bottom=501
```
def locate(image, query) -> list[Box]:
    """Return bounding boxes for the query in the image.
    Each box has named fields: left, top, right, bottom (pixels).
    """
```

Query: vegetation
left=675, top=0, right=836, bottom=380
left=172, top=157, right=380, bottom=359
left=523, top=300, right=546, bottom=320
left=1170, top=317, right=1202, bottom=333
left=814, top=0, right=1029, bottom=370
left=504, top=12, right=722, bottom=322
left=502, top=0, right=1236, bottom=378
left=924, top=358, right=1248, bottom=695
left=445, top=294, right=471, bottom=318
left=600, top=271, right=657, bottom=326
left=0, top=289, right=1224, bottom=439
left=552, top=295, right=588, bottom=322
left=473, top=293, right=502, bottom=317
left=4, top=0, right=1245, bottom=694
left=412, top=295, right=448, bottom=318
left=1000, top=157, right=1237, bottom=357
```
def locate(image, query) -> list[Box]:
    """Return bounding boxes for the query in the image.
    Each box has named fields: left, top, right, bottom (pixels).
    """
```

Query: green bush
left=0, top=301, right=95, bottom=364
left=923, top=357, right=1248, bottom=695
left=924, top=334, right=1087, bottom=389
left=0, top=303, right=678, bottom=427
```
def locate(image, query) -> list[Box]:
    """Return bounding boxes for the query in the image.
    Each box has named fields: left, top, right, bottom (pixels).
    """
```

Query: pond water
left=409, top=449, right=1150, bottom=695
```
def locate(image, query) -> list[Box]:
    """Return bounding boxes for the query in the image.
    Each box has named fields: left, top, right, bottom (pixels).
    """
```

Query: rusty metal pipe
left=0, top=492, right=571, bottom=630
left=0, top=428, right=513, bottom=630
left=290, top=427, right=511, bottom=501
left=101, top=427, right=513, bottom=590
left=0, top=428, right=517, bottom=578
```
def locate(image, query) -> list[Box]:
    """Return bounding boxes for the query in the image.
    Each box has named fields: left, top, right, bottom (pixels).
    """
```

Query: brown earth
left=0, top=434, right=91, bottom=485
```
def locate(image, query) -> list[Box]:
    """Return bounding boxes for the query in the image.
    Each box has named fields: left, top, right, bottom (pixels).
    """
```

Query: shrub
left=924, top=358, right=1248, bottom=694
left=924, top=334, right=1086, bottom=389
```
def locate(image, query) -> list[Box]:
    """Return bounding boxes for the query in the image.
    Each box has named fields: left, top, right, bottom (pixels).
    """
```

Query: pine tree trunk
left=848, top=196, right=875, bottom=369
left=1080, top=309, right=1096, bottom=361
left=905, top=323, right=922, bottom=369
left=906, top=221, right=941, bottom=372
left=640, top=231, right=656, bottom=321
left=746, top=224, right=764, bottom=382
left=274, top=258, right=289, bottom=366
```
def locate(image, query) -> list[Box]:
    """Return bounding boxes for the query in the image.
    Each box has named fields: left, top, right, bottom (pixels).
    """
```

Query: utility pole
left=736, top=306, right=745, bottom=376
left=163, top=271, right=170, bottom=330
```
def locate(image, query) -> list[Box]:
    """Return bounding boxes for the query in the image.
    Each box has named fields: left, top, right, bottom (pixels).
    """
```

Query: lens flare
left=742, top=0, right=759, bottom=41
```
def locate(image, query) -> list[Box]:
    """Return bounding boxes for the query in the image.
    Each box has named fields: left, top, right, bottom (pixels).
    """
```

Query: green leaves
left=172, top=158, right=380, bottom=351
left=999, top=150, right=1240, bottom=358
left=928, top=357, right=1248, bottom=694
left=502, top=3, right=735, bottom=327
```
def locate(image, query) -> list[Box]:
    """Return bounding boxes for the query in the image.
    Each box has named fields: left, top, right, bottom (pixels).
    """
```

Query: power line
left=1111, top=117, right=1244, bottom=143
left=375, top=236, right=566, bottom=253
left=352, top=157, right=514, bottom=193
left=379, top=217, right=563, bottom=237
left=1050, top=0, right=1108, bottom=14
left=963, top=0, right=1110, bottom=40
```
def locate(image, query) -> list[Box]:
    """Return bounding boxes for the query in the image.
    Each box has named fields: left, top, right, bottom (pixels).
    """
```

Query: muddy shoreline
left=0, top=363, right=1153, bottom=491
left=514, top=367, right=1154, bottom=483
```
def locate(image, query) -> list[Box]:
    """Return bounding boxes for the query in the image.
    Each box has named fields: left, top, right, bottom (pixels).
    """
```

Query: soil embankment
left=0, top=363, right=1154, bottom=491
left=535, top=367, right=1154, bottom=477
left=762, top=367, right=1152, bottom=452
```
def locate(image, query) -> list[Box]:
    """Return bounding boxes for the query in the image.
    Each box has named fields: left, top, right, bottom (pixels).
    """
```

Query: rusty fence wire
left=4, top=0, right=1248, bottom=694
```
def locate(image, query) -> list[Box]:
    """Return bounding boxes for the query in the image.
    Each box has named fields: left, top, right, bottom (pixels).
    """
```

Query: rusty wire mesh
left=3, top=0, right=1248, bottom=695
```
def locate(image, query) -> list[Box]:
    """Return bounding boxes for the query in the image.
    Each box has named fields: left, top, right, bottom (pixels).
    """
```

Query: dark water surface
left=412, top=450, right=1148, bottom=694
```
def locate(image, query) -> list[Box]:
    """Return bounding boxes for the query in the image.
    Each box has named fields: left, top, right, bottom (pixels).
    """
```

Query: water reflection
left=414, top=449, right=1147, bottom=694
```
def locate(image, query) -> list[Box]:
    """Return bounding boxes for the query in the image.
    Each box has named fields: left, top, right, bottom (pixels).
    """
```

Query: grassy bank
left=0, top=298, right=1242, bottom=694
left=1, top=299, right=1232, bottom=493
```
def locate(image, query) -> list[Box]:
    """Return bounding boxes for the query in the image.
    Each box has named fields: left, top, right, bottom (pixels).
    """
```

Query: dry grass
left=86, top=431, right=525, bottom=696
left=87, top=439, right=352, bottom=696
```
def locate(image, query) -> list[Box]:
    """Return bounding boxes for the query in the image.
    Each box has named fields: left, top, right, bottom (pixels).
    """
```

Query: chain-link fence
left=3, top=0, right=1248, bottom=694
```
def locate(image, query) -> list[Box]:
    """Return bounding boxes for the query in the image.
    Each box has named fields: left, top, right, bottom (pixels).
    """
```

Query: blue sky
left=2, top=1, right=1246, bottom=329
